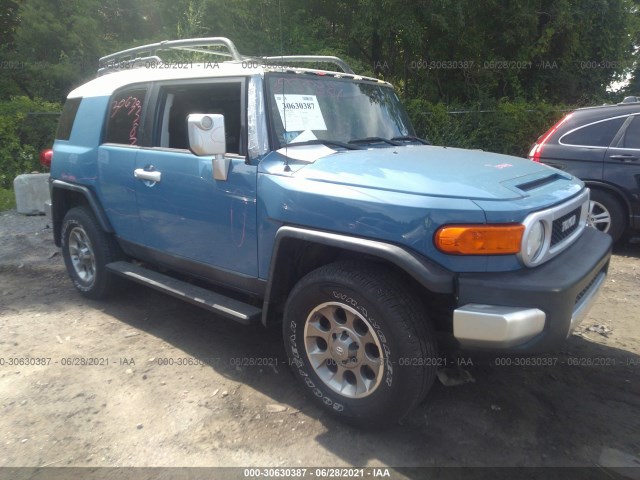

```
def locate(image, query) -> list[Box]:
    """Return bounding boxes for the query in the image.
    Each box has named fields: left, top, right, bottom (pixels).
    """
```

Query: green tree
left=0, top=96, right=60, bottom=188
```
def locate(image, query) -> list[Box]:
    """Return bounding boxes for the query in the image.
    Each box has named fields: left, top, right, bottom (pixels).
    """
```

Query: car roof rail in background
left=620, top=96, right=640, bottom=104
left=97, top=37, right=355, bottom=76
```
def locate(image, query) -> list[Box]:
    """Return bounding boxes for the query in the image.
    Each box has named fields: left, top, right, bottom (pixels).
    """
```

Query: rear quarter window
left=55, top=98, right=81, bottom=140
left=559, top=116, right=626, bottom=147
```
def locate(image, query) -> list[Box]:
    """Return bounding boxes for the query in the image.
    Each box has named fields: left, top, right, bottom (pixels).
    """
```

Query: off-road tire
left=283, top=261, right=437, bottom=427
left=61, top=206, right=123, bottom=299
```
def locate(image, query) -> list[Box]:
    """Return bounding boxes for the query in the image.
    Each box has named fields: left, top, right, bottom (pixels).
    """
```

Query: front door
left=133, top=79, right=258, bottom=277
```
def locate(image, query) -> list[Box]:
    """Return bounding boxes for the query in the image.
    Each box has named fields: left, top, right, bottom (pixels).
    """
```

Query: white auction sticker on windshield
left=273, top=94, right=327, bottom=131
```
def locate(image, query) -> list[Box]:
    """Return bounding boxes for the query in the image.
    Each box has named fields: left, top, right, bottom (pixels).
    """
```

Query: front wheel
left=283, top=261, right=437, bottom=427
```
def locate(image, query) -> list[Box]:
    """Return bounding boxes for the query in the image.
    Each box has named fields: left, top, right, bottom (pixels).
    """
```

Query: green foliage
left=406, top=100, right=569, bottom=157
left=2, top=0, right=639, bottom=104
left=1, top=0, right=162, bottom=102
left=0, top=187, right=16, bottom=211
left=0, top=96, right=60, bottom=189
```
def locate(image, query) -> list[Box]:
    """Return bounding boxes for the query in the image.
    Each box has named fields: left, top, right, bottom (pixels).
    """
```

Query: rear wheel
left=587, top=189, right=626, bottom=242
left=61, top=206, right=123, bottom=299
left=283, top=261, right=437, bottom=427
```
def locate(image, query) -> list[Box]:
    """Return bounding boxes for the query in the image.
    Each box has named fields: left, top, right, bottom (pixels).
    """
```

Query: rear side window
left=105, top=88, right=147, bottom=145
left=55, top=98, right=81, bottom=140
left=560, top=117, right=625, bottom=147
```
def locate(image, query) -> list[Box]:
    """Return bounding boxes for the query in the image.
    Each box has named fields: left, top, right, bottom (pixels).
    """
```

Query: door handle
left=134, top=168, right=162, bottom=182
left=609, top=154, right=638, bottom=162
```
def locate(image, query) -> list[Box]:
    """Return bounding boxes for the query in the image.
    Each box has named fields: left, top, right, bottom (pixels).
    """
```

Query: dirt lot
left=0, top=209, right=639, bottom=478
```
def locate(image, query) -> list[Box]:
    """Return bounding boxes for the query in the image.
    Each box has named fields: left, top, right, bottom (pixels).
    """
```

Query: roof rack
left=98, top=37, right=243, bottom=76
left=260, top=56, right=354, bottom=75
left=98, top=37, right=356, bottom=76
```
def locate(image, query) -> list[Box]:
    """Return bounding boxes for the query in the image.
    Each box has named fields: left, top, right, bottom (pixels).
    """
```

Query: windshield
left=265, top=73, right=415, bottom=149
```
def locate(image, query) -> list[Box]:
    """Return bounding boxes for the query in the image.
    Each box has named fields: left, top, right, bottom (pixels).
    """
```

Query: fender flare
left=51, top=180, right=113, bottom=246
left=261, top=226, right=454, bottom=326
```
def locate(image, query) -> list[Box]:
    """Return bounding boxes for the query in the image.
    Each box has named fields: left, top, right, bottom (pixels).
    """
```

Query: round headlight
left=525, top=221, right=545, bottom=261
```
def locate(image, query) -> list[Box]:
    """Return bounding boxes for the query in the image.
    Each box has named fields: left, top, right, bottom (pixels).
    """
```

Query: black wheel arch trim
left=585, top=181, right=632, bottom=217
left=261, top=225, right=454, bottom=326
left=51, top=179, right=114, bottom=247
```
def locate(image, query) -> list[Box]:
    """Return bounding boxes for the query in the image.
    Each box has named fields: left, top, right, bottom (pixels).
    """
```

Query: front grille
left=519, top=189, right=588, bottom=267
left=551, top=207, right=581, bottom=246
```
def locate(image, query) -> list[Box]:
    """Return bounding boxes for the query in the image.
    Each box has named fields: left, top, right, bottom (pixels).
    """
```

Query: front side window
left=105, top=88, right=147, bottom=145
left=154, top=82, right=243, bottom=154
left=265, top=73, right=414, bottom=148
left=560, top=117, right=625, bottom=148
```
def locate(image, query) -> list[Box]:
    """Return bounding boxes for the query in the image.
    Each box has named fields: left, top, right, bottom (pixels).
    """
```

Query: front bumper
left=453, top=227, right=612, bottom=353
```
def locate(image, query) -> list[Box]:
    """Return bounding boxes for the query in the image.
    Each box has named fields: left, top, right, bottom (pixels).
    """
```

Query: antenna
left=278, top=0, right=291, bottom=172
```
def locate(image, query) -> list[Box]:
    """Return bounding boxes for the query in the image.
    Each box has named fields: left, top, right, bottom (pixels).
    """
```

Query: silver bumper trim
left=453, top=304, right=546, bottom=348
left=569, top=271, right=607, bottom=335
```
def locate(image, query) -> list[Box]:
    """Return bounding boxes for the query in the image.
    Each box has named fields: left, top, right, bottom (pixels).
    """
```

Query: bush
left=0, top=187, right=16, bottom=211
left=0, top=96, right=61, bottom=189
left=405, top=99, right=570, bottom=157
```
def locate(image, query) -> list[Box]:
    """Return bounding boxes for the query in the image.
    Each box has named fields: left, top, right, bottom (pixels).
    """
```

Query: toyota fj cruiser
left=49, top=38, right=612, bottom=426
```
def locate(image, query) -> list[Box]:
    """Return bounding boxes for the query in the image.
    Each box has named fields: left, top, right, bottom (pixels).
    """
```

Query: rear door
left=133, top=79, right=259, bottom=276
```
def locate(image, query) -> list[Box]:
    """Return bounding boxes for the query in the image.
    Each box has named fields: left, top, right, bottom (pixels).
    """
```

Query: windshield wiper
left=348, top=137, right=401, bottom=146
left=284, top=139, right=364, bottom=150
left=390, top=135, right=431, bottom=145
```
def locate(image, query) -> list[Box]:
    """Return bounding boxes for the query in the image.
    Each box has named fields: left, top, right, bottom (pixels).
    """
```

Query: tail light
left=528, top=113, right=573, bottom=162
left=39, top=148, right=53, bottom=168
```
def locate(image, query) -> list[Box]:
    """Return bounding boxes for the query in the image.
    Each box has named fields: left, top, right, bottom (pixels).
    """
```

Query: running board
left=106, top=261, right=261, bottom=325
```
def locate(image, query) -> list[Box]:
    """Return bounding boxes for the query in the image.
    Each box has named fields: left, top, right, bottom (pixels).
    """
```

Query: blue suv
left=49, top=38, right=612, bottom=426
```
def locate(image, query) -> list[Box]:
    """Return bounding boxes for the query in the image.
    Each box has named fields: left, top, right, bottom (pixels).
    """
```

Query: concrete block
left=13, top=173, right=51, bottom=215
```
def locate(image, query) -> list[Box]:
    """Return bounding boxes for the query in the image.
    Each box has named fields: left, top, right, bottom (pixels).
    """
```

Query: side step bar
left=106, top=261, right=261, bottom=325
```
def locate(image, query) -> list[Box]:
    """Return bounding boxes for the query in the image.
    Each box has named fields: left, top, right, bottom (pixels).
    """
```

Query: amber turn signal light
left=435, top=224, right=525, bottom=255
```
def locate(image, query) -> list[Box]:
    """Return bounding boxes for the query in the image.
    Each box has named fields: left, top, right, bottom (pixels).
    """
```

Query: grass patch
left=0, top=188, right=16, bottom=211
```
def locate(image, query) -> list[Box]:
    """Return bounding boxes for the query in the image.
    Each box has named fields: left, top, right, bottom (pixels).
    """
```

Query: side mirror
left=187, top=113, right=230, bottom=181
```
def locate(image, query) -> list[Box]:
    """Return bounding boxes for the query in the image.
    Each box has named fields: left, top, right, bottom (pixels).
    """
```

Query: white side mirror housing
left=187, top=113, right=230, bottom=181
left=187, top=114, right=226, bottom=157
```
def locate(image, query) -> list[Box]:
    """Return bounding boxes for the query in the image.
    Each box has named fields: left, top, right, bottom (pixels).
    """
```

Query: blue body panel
left=134, top=149, right=258, bottom=276
left=284, top=145, right=570, bottom=200
left=256, top=149, right=584, bottom=274
left=51, top=96, right=107, bottom=187
left=96, top=145, right=142, bottom=243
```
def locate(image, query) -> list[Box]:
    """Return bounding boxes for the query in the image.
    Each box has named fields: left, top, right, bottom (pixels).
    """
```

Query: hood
left=284, top=145, right=573, bottom=201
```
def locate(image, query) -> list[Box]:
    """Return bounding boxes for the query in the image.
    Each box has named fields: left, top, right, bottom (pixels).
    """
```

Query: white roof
left=68, top=62, right=261, bottom=98
left=68, top=62, right=387, bottom=99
